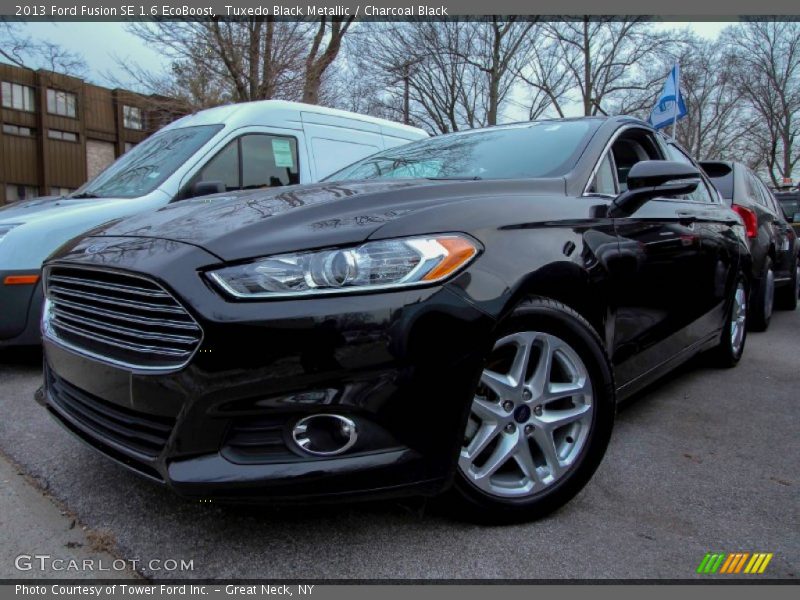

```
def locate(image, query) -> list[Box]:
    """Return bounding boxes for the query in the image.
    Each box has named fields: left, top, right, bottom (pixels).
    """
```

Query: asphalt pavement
left=0, top=310, right=797, bottom=580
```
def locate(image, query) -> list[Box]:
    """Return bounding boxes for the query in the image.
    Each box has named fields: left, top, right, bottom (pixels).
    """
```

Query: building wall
left=0, top=63, right=181, bottom=204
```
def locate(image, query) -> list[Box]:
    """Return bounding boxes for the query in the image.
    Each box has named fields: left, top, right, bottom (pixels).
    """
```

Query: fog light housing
left=291, top=414, right=358, bottom=456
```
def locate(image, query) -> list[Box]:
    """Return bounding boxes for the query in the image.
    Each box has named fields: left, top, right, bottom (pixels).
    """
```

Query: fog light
left=291, top=414, right=358, bottom=456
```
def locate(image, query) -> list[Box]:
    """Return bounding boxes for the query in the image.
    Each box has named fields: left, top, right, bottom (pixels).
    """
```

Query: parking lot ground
left=0, top=451, right=139, bottom=579
left=0, top=311, right=798, bottom=580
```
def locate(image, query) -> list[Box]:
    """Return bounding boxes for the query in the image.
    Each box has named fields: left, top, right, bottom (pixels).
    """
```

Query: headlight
left=0, top=223, right=23, bottom=244
left=208, top=234, right=480, bottom=299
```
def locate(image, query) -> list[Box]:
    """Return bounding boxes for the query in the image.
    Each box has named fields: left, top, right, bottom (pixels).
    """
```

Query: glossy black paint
left=41, top=116, right=750, bottom=502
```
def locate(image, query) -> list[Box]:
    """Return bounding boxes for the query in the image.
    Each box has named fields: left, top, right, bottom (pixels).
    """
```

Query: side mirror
left=608, top=160, right=701, bottom=218
left=190, top=180, right=226, bottom=198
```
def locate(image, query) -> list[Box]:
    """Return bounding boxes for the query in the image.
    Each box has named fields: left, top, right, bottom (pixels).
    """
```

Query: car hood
left=88, top=178, right=565, bottom=262
left=0, top=195, right=128, bottom=224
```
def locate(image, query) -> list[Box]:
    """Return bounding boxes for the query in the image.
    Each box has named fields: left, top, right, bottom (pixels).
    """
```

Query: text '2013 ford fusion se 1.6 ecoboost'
left=38, top=116, right=750, bottom=523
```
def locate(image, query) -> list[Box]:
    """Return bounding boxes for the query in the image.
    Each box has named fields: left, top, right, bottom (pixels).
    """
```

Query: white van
left=0, top=100, right=428, bottom=347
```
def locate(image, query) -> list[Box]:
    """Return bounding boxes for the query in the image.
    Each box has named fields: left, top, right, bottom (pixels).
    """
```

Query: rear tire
left=711, top=275, right=748, bottom=368
left=749, top=257, right=774, bottom=331
left=775, top=254, right=799, bottom=311
left=447, top=297, right=615, bottom=524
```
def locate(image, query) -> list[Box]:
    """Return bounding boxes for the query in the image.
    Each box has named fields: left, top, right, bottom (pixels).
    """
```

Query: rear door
left=754, top=175, right=793, bottom=279
left=301, top=112, right=384, bottom=180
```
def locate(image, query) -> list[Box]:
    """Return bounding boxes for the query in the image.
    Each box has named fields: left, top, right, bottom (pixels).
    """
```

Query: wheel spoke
left=538, top=404, right=591, bottom=430
left=531, top=427, right=562, bottom=479
left=471, top=396, right=506, bottom=421
left=480, top=369, right=515, bottom=398
left=508, top=332, right=536, bottom=387
left=463, top=422, right=500, bottom=460
left=513, top=442, right=539, bottom=481
left=544, top=378, right=590, bottom=402
left=528, top=335, right=554, bottom=396
left=477, top=431, right=517, bottom=477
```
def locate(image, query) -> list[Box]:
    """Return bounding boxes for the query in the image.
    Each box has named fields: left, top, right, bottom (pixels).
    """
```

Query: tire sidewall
left=452, top=299, right=615, bottom=521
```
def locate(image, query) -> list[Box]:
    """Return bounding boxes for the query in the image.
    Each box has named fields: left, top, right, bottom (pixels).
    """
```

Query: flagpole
left=671, top=63, right=680, bottom=142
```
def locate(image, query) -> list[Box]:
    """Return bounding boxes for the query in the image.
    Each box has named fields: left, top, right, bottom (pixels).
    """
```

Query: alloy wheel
left=731, top=282, right=747, bottom=355
left=459, top=331, right=593, bottom=498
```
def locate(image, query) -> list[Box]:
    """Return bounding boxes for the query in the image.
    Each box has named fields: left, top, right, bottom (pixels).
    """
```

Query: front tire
left=448, top=297, right=615, bottom=524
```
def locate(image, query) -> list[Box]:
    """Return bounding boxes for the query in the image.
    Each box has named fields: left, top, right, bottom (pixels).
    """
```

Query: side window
left=196, top=140, right=239, bottom=191
left=587, top=153, right=617, bottom=195
left=664, top=144, right=714, bottom=203
left=743, top=172, right=763, bottom=205
left=749, top=173, right=772, bottom=211
left=757, top=178, right=781, bottom=216
left=241, top=135, right=299, bottom=189
left=610, top=130, right=663, bottom=192
left=191, top=134, right=300, bottom=196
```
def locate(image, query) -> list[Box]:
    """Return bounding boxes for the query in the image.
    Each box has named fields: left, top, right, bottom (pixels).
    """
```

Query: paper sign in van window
left=272, top=139, right=295, bottom=168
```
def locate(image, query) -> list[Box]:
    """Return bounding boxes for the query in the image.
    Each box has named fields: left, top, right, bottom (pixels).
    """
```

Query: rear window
left=701, top=163, right=734, bottom=199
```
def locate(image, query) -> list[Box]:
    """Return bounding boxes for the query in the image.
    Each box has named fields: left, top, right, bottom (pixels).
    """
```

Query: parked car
left=700, top=161, right=798, bottom=329
left=0, top=100, right=428, bottom=348
left=39, top=116, right=750, bottom=523
left=776, top=190, right=800, bottom=236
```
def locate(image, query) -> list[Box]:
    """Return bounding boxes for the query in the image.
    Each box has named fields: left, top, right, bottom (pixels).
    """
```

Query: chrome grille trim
left=43, top=265, right=203, bottom=371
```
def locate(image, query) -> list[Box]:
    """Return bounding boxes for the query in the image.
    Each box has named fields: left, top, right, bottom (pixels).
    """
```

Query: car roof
left=163, top=100, right=428, bottom=138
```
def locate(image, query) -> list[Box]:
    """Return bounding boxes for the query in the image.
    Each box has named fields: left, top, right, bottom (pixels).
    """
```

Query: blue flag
left=648, top=63, right=687, bottom=130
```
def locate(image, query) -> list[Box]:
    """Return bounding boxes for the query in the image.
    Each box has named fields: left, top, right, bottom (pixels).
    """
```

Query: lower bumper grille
left=47, top=369, right=175, bottom=469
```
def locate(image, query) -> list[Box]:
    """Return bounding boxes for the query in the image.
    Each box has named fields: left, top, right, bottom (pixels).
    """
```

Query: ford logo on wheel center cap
left=514, top=404, right=532, bottom=423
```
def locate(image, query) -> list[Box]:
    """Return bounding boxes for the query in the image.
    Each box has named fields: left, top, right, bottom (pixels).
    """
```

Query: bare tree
left=120, top=18, right=352, bottom=110
left=450, top=17, right=537, bottom=125
left=302, top=16, right=355, bottom=104
left=0, top=20, right=87, bottom=77
left=724, top=20, right=800, bottom=186
left=524, top=18, right=672, bottom=117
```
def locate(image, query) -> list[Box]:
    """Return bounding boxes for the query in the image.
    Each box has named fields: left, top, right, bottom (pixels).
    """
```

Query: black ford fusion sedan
left=39, top=116, right=750, bottom=522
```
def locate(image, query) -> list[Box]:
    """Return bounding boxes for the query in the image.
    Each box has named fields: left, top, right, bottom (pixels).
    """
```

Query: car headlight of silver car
left=207, top=234, right=480, bottom=299
left=0, top=223, right=23, bottom=244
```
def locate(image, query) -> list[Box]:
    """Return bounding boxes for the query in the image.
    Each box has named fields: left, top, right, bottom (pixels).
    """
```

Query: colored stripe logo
left=697, top=552, right=773, bottom=574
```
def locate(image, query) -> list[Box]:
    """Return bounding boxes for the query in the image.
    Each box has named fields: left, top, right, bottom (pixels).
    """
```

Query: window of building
left=47, top=129, right=78, bottom=142
left=2, top=124, right=34, bottom=137
left=46, top=89, right=77, bottom=118
left=50, top=186, right=74, bottom=197
left=1, top=81, right=36, bottom=112
left=123, top=105, right=143, bottom=130
left=5, top=184, right=38, bottom=202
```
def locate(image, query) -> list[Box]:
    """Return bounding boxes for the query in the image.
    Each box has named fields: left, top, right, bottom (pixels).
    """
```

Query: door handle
left=677, top=212, right=697, bottom=225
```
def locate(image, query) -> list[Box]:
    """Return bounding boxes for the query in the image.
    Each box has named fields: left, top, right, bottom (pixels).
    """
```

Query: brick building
left=0, top=63, right=181, bottom=205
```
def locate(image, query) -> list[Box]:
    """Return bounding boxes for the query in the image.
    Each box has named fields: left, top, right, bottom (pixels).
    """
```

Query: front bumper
left=0, top=270, right=43, bottom=347
left=40, top=237, right=496, bottom=502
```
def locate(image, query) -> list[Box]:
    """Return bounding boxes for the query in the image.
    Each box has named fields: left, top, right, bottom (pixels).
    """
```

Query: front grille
left=45, top=266, right=202, bottom=370
left=47, top=369, right=175, bottom=467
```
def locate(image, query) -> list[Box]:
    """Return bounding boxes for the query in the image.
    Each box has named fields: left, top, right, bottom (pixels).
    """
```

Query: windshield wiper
left=426, top=176, right=483, bottom=181
left=70, top=192, right=100, bottom=199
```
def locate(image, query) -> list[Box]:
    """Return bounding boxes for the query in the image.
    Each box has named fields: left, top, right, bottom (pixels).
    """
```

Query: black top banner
left=1, top=0, right=799, bottom=18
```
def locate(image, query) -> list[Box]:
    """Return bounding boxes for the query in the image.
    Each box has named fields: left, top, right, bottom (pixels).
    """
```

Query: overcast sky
left=15, top=20, right=736, bottom=90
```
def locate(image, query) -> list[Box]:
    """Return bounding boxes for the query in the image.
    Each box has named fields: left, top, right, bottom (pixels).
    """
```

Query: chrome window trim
left=582, top=124, right=658, bottom=197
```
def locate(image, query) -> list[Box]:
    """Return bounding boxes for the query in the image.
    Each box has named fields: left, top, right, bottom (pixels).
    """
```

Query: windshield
left=325, top=120, right=597, bottom=182
left=74, top=125, right=223, bottom=199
